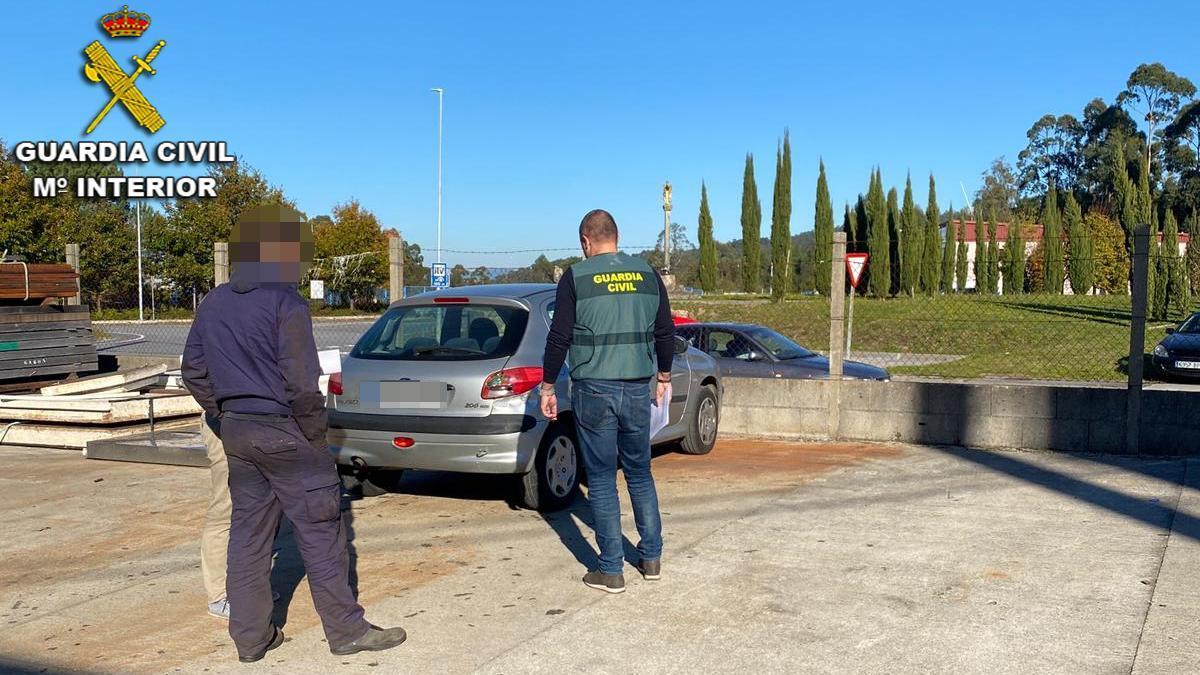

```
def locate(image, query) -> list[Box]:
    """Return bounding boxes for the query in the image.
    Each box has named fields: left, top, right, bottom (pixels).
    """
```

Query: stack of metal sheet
left=0, top=305, right=98, bottom=382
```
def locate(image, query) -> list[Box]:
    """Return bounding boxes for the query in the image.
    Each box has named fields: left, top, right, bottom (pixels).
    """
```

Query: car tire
left=340, top=467, right=405, bottom=498
left=680, top=385, right=719, bottom=455
left=519, top=421, right=581, bottom=512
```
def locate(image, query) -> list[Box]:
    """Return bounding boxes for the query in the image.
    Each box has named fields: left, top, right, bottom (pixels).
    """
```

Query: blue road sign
left=431, top=262, right=450, bottom=289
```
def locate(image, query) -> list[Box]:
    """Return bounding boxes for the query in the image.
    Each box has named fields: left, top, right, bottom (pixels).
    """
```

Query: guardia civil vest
left=568, top=252, right=662, bottom=380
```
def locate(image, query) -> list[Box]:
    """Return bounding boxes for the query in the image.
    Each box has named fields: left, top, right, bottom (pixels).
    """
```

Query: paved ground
left=1, top=439, right=1197, bottom=674
left=94, top=319, right=373, bottom=355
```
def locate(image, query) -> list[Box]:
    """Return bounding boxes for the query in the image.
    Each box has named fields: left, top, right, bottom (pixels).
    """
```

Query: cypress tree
left=769, top=132, right=792, bottom=301
left=867, top=169, right=890, bottom=296
left=1004, top=218, right=1025, bottom=294
left=1163, top=208, right=1188, bottom=316
left=1188, top=210, right=1200, bottom=295
left=955, top=212, right=969, bottom=292
left=813, top=160, right=834, bottom=295
left=740, top=154, right=762, bottom=293
left=1111, top=147, right=1136, bottom=259
left=843, top=203, right=854, bottom=245
left=1042, top=183, right=1064, bottom=294
left=899, top=175, right=919, bottom=295
left=887, top=187, right=901, bottom=296
left=1150, top=207, right=1167, bottom=319
left=941, top=201, right=956, bottom=292
left=855, top=194, right=870, bottom=250
left=698, top=182, right=717, bottom=292
left=987, top=208, right=1001, bottom=294
left=923, top=174, right=941, bottom=295
left=973, top=208, right=988, bottom=292
left=1064, top=192, right=1093, bottom=295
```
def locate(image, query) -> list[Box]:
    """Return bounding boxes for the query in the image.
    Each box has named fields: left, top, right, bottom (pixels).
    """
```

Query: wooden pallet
left=0, top=416, right=199, bottom=450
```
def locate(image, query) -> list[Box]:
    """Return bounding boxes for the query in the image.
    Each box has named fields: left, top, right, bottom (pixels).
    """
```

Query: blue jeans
left=571, top=378, right=663, bottom=575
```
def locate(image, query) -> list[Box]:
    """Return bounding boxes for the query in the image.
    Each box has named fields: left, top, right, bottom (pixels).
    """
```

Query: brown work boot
left=330, top=625, right=408, bottom=656
left=638, top=559, right=661, bottom=581
left=582, top=570, right=626, bottom=594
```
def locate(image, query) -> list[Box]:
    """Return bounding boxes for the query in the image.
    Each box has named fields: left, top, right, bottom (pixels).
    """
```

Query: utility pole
left=136, top=199, right=144, bottom=321
left=432, top=87, right=444, bottom=264
left=662, top=181, right=672, bottom=274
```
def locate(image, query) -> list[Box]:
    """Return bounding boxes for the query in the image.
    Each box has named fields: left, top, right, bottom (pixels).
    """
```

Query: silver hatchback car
left=327, top=283, right=722, bottom=511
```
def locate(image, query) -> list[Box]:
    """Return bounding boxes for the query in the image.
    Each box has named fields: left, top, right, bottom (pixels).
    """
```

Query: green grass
left=676, top=293, right=1187, bottom=382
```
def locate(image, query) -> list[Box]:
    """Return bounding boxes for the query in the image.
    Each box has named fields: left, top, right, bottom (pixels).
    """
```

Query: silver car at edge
left=326, top=283, right=722, bottom=511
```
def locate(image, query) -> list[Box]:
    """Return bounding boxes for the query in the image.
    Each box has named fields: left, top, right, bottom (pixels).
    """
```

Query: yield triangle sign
left=846, top=253, right=869, bottom=289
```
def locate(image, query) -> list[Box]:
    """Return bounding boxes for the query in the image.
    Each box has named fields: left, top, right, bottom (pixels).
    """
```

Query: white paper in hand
left=649, top=383, right=671, bottom=439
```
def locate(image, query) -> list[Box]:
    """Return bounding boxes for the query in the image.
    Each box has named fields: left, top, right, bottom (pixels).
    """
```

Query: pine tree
left=955, top=214, right=969, bottom=292
left=1162, top=208, right=1188, bottom=317
left=922, top=174, right=941, bottom=295
left=698, top=182, right=717, bottom=292
left=899, top=174, right=919, bottom=296
left=1004, top=218, right=1025, bottom=294
left=1064, top=192, right=1093, bottom=295
left=740, top=154, right=762, bottom=294
left=973, top=208, right=988, bottom=292
left=867, top=169, right=890, bottom=297
left=987, top=208, right=1001, bottom=294
left=813, top=160, right=833, bottom=295
left=1042, top=183, right=1064, bottom=294
left=769, top=132, right=792, bottom=301
left=941, top=201, right=956, bottom=292
left=887, top=187, right=900, bottom=295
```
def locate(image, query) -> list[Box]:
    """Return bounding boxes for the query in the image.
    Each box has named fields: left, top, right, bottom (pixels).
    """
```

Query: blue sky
left=4, top=1, right=1199, bottom=268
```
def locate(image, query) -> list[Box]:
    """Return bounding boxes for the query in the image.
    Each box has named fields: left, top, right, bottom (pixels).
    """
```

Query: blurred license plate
left=365, top=381, right=449, bottom=409
left=1176, top=361, right=1200, bottom=370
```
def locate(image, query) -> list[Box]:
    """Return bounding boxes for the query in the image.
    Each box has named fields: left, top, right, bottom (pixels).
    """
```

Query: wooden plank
left=40, top=364, right=167, bottom=396
left=0, top=391, right=142, bottom=402
left=0, top=392, right=201, bottom=423
left=0, top=416, right=199, bottom=450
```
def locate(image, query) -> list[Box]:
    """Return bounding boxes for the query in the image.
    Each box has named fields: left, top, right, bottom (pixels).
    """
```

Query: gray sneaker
left=582, top=570, right=626, bottom=594
left=638, top=559, right=661, bottom=581
left=330, top=625, right=408, bottom=656
left=207, top=599, right=230, bottom=620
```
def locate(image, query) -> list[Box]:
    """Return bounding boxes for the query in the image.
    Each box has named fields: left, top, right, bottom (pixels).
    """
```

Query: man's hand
left=655, top=372, right=671, bottom=407
left=539, top=383, right=558, bottom=420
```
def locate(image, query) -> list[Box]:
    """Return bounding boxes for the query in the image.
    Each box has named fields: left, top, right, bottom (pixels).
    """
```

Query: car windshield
left=351, top=303, right=528, bottom=361
left=741, top=326, right=815, bottom=360
left=1178, top=314, right=1200, bottom=334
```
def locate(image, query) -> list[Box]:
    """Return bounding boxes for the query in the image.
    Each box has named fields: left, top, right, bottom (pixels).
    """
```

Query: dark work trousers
left=220, top=412, right=370, bottom=657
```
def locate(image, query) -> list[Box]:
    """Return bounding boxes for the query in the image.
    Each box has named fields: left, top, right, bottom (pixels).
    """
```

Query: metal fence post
left=214, top=242, right=229, bottom=286
left=828, top=232, right=847, bottom=439
left=64, top=243, right=80, bottom=306
left=1126, top=224, right=1150, bottom=455
left=389, top=235, right=404, bottom=303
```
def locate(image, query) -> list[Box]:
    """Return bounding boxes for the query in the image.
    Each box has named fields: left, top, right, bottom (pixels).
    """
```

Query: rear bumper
left=327, top=411, right=545, bottom=474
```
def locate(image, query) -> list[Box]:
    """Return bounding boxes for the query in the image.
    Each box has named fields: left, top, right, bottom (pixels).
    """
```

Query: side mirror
left=1166, top=327, right=1176, bottom=334
left=673, top=335, right=689, bottom=355
left=746, top=350, right=763, bottom=362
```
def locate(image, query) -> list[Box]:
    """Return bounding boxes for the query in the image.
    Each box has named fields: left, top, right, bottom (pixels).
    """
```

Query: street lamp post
left=662, top=181, right=672, bottom=274
left=432, top=87, right=444, bottom=264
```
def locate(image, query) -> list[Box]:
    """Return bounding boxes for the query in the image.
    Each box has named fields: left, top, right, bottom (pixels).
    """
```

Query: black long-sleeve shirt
left=542, top=267, right=675, bottom=384
left=181, top=276, right=328, bottom=443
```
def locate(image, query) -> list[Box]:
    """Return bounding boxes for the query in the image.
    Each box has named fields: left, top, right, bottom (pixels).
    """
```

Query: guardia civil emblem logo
left=83, top=6, right=166, bottom=134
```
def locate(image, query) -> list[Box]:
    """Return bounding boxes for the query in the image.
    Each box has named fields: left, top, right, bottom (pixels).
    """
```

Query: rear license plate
left=1175, top=361, right=1200, bottom=370
left=365, top=381, right=451, bottom=409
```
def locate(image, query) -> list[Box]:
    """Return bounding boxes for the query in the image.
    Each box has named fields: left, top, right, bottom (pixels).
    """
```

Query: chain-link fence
left=676, top=224, right=1196, bottom=384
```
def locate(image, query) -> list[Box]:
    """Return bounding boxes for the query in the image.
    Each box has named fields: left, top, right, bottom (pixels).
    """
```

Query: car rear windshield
left=351, top=303, right=529, bottom=361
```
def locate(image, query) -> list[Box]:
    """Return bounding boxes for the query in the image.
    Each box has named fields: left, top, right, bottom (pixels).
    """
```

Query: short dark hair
left=579, top=209, right=618, bottom=243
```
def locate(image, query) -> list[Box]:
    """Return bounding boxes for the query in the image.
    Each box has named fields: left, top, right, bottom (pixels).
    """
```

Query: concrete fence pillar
left=828, top=232, right=847, bottom=438
left=388, top=235, right=404, bottom=303
left=1126, top=224, right=1151, bottom=455
left=64, top=243, right=80, bottom=306
left=214, top=242, right=229, bottom=286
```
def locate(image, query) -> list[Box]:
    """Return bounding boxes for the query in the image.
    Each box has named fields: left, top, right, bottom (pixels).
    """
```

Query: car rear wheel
left=680, top=385, right=718, bottom=455
left=520, top=422, right=580, bottom=511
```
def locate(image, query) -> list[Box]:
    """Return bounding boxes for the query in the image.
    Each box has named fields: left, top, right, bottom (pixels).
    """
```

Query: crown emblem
left=100, top=5, right=151, bottom=38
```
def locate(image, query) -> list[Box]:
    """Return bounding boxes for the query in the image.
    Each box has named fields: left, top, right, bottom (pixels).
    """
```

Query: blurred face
left=230, top=205, right=314, bottom=283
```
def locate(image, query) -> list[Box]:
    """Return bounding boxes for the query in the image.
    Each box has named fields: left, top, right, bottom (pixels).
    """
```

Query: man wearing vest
left=541, top=209, right=676, bottom=594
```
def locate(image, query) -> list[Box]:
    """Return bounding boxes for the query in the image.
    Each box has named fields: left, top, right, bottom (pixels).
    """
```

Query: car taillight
left=329, top=372, right=343, bottom=396
left=481, top=366, right=544, bottom=399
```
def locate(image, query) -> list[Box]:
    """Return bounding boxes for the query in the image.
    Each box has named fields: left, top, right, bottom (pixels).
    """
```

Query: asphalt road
left=1, top=440, right=1197, bottom=673
left=95, top=319, right=376, bottom=355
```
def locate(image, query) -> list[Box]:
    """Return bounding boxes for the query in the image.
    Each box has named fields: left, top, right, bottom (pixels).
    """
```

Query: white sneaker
left=207, top=598, right=230, bottom=620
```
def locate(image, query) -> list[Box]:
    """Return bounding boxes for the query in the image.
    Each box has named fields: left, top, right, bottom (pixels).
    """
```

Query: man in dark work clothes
left=182, top=204, right=406, bottom=663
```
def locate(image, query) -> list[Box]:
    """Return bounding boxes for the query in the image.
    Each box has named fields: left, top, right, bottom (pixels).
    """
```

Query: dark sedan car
left=675, top=322, right=889, bottom=380
left=1153, top=312, right=1200, bottom=379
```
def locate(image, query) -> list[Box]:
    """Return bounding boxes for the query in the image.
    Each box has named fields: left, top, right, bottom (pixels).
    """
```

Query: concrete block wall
left=719, top=377, right=1198, bottom=455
